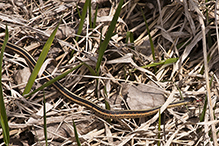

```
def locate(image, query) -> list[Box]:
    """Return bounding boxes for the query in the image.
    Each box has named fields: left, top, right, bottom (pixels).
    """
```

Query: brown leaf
left=122, top=82, right=165, bottom=110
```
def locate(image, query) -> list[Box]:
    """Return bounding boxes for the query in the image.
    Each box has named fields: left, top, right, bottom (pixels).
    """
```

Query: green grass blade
left=126, top=31, right=134, bottom=49
left=96, top=0, right=124, bottom=74
left=163, top=58, right=179, bottom=65
left=0, top=25, right=10, bottom=145
left=200, top=76, right=214, bottom=122
left=78, top=58, right=96, bottom=75
left=72, top=120, right=81, bottom=146
left=142, top=58, right=178, bottom=68
left=200, top=95, right=207, bottom=122
left=88, top=0, right=92, bottom=28
left=141, top=8, right=155, bottom=61
left=141, top=8, right=157, bottom=72
left=76, top=0, right=90, bottom=41
left=23, top=23, right=60, bottom=95
left=92, top=4, right=98, bottom=28
left=175, top=83, right=191, bottom=111
left=43, top=91, right=48, bottom=146
left=76, top=4, right=81, bottom=19
left=125, top=32, right=130, bottom=43
left=103, top=86, right=110, bottom=110
left=25, top=64, right=82, bottom=98
left=125, top=31, right=134, bottom=44
left=103, top=86, right=111, bottom=123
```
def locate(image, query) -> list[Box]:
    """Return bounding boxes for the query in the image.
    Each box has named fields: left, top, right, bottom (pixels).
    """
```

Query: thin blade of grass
left=0, top=25, right=10, bottom=145
left=125, top=31, right=134, bottom=44
left=24, top=64, right=82, bottom=98
left=76, top=4, right=81, bottom=19
left=200, top=95, right=207, bottom=122
left=142, top=58, right=178, bottom=68
left=76, top=0, right=90, bottom=41
left=103, top=86, right=111, bottom=111
left=92, top=4, right=98, bottom=28
left=96, top=0, right=124, bottom=74
left=77, top=58, right=96, bottom=75
left=72, top=120, right=81, bottom=146
left=88, top=0, right=92, bottom=28
left=43, top=91, right=48, bottom=146
left=104, top=87, right=111, bottom=123
left=126, top=31, right=134, bottom=49
left=141, top=8, right=157, bottom=72
left=23, top=23, right=60, bottom=95
left=141, top=8, right=155, bottom=61
left=175, top=83, right=190, bottom=111
left=200, top=76, right=214, bottom=122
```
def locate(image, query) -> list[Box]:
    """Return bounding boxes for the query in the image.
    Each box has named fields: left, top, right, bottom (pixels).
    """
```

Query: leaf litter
left=0, top=0, right=219, bottom=145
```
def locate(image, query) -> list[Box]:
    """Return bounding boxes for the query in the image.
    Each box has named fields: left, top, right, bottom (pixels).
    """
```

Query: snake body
left=0, top=39, right=195, bottom=119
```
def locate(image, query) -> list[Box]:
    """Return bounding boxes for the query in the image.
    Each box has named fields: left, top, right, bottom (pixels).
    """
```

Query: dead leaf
left=45, top=25, right=75, bottom=39
left=122, top=82, right=165, bottom=110
left=14, top=67, right=31, bottom=92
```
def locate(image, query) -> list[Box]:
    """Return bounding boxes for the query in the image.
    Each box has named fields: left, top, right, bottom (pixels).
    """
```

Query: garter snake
left=0, top=38, right=196, bottom=119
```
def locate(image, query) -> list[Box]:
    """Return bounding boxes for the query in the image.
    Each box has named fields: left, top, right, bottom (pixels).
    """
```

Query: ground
left=0, top=0, right=219, bottom=145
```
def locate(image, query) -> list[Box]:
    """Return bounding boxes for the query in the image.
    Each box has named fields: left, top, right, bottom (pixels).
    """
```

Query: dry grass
left=0, top=0, right=219, bottom=145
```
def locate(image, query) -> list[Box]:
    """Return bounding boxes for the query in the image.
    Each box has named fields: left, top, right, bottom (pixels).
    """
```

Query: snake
left=0, top=38, right=195, bottom=119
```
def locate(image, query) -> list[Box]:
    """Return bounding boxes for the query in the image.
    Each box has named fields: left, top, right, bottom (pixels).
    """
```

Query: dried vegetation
left=0, top=0, right=219, bottom=145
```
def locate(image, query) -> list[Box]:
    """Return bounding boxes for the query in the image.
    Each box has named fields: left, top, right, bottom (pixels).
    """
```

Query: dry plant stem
left=199, top=14, right=218, bottom=145
left=215, top=0, right=219, bottom=53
